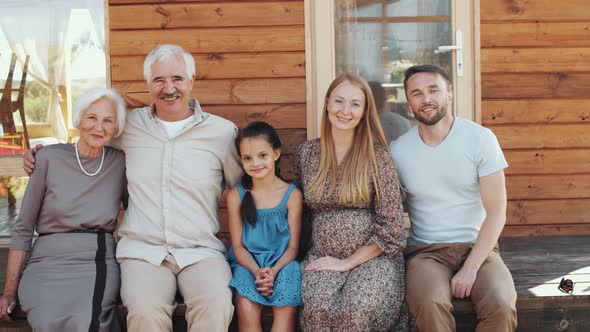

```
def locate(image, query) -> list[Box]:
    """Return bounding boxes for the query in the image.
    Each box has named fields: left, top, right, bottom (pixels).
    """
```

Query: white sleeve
left=477, top=128, right=508, bottom=177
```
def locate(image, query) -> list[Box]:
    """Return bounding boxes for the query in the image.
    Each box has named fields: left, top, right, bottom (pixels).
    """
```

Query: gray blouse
left=11, top=143, right=127, bottom=251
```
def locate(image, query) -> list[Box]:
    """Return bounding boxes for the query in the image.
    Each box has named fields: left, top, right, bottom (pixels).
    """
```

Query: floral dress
left=294, top=139, right=408, bottom=332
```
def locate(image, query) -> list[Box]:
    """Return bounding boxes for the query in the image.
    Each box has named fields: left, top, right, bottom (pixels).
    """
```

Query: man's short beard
left=414, top=104, right=448, bottom=126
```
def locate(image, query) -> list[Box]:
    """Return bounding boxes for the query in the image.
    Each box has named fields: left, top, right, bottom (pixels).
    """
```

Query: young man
left=389, top=64, right=517, bottom=332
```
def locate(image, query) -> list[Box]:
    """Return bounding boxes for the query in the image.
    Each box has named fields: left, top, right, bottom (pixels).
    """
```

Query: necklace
left=75, top=142, right=105, bottom=176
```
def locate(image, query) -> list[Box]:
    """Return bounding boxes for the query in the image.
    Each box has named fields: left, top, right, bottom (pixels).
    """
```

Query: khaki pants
left=120, top=255, right=233, bottom=332
left=405, top=243, right=517, bottom=332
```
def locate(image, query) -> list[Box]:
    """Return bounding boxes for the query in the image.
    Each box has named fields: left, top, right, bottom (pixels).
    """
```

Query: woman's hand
left=0, top=294, right=16, bottom=320
left=1, top=250, right=28, bottom=321
left=255, top=267, right=275, bottom=297
left=304, top=256, right=352, bottom=272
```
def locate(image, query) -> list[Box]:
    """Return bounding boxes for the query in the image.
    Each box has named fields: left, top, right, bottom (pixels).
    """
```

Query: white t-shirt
left=389, top=118, right=508, bottom=245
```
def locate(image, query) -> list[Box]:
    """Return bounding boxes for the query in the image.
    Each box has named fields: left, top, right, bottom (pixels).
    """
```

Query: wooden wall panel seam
left=501, top=224, right=590, bottom=237
left=109, top=2, right=304, bottom=30
left=482, top=71, right=590, bottom=75
left=111, top=51, right=307, bottom=56
left=112, top=77, right=307, bottom=82
left=506, top=173, right=590, bottom=177
left=110, top=27, right=306, bottom=55
left=485, top=122, right=590, bottom=126
left=109, top=24, right=304, bottom=32
left=110, top=0, right=303, bottom=4
left=481, top=20, right=590, bottom=24
left=486, top=122, right=590, bottom=127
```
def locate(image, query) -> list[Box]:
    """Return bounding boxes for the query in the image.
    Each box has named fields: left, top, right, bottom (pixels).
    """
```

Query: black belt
left=38, top=228, right=113, bottom=237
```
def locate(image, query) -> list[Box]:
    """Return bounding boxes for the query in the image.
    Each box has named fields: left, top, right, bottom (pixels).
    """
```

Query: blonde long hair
left=308, top=73, right=388, bottom=204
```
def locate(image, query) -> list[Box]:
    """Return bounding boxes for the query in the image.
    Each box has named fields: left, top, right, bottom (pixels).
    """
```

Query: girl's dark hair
left=235, top=121, right=282, bottom=226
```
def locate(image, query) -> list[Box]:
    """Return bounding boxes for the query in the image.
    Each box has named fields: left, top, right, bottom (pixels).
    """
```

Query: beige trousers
left=120, top=255, right=233, bottom=332
left=405, top=243, right=517, bottom=332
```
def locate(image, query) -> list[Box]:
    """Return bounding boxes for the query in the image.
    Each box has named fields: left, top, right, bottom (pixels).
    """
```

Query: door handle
left=434, top=29, right=463, bottom=77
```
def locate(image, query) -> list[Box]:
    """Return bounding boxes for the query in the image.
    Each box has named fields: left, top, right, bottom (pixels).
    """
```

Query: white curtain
left=0, top=0, right=88, bottom=142
left=82, top=0, right=105, bottom=49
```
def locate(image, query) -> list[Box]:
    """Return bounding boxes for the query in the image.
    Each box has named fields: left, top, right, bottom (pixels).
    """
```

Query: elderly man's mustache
left=159, top=91, right=182, bottom=100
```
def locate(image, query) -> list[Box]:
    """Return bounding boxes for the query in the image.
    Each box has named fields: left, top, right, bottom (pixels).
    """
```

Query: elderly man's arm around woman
left=0, top=88, right=128, bottom=332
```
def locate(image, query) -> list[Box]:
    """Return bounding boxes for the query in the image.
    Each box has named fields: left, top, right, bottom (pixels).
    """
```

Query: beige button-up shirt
left=112, top=99, right=242, bottom=268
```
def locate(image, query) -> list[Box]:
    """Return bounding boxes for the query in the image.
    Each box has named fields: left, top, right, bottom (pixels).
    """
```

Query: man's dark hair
left=403, top=64, right=452, bottom=93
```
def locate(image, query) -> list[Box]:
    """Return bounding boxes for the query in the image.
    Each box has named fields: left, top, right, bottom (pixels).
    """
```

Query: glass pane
left=334, top=0, right=452, bottom=143
left=348, top=0, right=450, bottom=18
left=386, top=22, right=452, bottom=83
left=386, top=0, right=450, bottom=17
left=350, top=2, right=382, bottom=17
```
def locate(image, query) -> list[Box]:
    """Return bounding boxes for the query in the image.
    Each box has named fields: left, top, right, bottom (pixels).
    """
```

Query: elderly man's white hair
left=72, top=88, right=127, bottom=137
left=143, top=44, right=196, bottom=82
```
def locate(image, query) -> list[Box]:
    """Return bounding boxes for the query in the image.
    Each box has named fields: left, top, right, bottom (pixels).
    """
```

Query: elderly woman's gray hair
left=143, top=44, right=196, bottom=82
left=72, top=88, right=126, bottom=137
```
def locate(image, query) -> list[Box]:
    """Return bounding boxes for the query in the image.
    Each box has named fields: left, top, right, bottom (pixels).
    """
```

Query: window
left=334, top=0, right=452, bottom=141
left=0, top=0, right=107, bottom=244
left=305, top=0, right=477, bottom=138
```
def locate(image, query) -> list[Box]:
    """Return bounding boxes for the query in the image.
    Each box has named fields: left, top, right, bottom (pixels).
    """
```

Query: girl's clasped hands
left=255, top=267, right=275, bottom=297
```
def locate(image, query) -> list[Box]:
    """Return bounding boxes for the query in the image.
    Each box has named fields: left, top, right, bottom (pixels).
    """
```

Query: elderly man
left=389, top=64, right=517, bottom=332
left=25, top=44, right=242, bottom=332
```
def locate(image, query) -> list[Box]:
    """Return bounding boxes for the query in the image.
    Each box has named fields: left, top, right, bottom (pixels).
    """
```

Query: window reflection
left=334, top=0, right=452, bottom=143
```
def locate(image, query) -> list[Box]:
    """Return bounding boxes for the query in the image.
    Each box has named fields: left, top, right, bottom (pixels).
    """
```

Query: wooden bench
left=453, top=235, right=590, bottom=332
left=1, top=235, right=589, bottom=332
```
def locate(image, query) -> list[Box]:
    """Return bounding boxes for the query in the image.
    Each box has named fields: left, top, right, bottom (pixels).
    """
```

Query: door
left=305, top=0, right=478, bottom=138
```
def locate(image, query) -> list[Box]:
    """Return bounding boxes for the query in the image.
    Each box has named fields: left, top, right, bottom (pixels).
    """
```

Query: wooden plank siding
left=481, top=0, right=590, bottom=236
left=108, top=0, right=306, bottom=235
left=111, top=53, right=306, bottom=80
left=480, top=0, right=590, bottom=22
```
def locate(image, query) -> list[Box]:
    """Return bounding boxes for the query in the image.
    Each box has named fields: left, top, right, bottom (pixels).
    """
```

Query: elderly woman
left=0, top=88, right=127, bottom=332
left=294, top=73, right=407, bottom=331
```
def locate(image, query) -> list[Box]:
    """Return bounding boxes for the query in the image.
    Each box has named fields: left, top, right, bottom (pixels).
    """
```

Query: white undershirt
left=158, top=115, right=195, bottom=138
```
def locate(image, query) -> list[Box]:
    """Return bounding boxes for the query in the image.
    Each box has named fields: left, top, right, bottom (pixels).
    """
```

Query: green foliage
left=24, top=81, right=50, bottom=123
left=15, top=79, right=106, bottom=125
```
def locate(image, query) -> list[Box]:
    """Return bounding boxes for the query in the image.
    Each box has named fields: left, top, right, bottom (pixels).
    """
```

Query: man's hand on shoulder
left=451, top=265, right=478, bottom=299
left=23, top=144, right=43, bottom=176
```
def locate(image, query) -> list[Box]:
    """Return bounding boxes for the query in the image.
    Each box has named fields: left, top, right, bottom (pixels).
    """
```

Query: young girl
left=227, top=121, right=303, bottom=332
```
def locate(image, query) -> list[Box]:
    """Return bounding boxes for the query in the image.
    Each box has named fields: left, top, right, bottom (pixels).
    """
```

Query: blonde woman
left=294, top=73, right=407, bottom=331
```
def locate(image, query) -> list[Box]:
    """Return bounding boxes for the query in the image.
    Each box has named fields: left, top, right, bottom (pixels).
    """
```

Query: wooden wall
left=107, top=0, right=306, bottom=234
left=480, top=0, right=590, bottom=236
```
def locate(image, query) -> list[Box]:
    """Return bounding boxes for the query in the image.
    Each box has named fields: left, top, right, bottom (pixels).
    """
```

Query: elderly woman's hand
left=0, top=295, right=16, bottom=320
left=304, top=256, right=353, bottom=272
